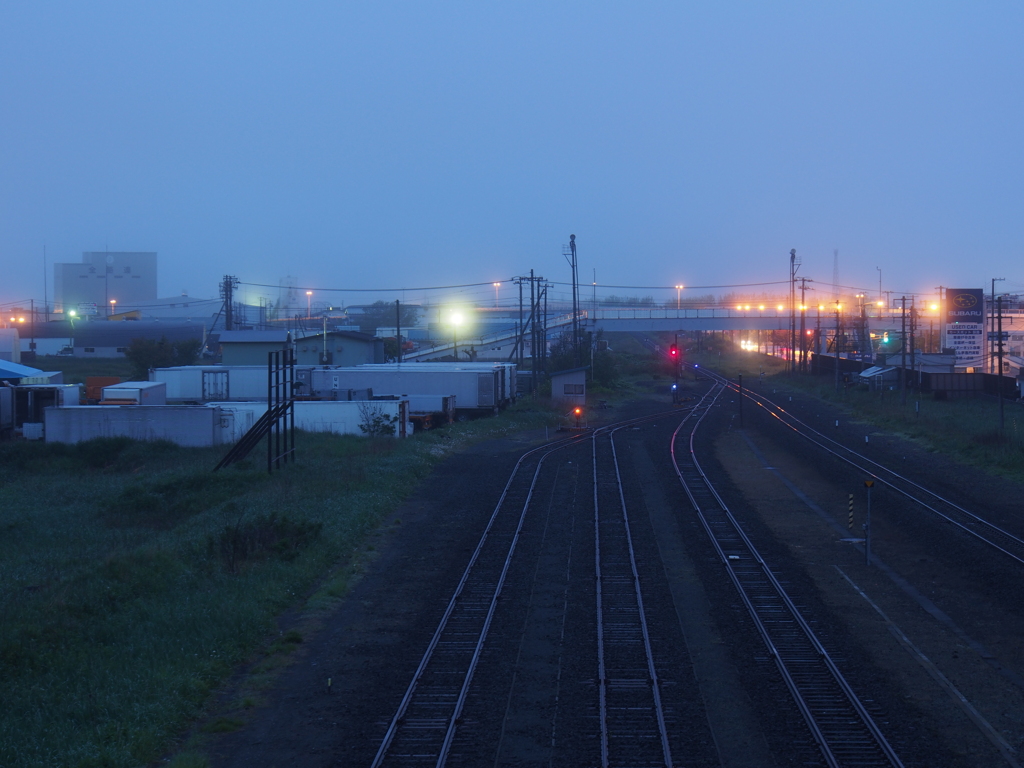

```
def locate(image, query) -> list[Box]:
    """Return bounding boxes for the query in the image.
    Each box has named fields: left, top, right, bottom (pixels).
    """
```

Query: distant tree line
left=124, top=337, right=202, bottom=379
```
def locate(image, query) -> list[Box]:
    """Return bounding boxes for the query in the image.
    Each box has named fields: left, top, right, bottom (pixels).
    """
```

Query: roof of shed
left=218, top=331, right=290, bottom=344
left=0, top=360, right=44, bottom=379
left=549, top=366, right=591, bottom=377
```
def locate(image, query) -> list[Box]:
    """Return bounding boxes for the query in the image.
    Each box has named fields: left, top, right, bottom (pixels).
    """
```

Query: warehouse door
left=203, top=371, right=229, bottom=400
left=477, top=373, right=495, bottom=407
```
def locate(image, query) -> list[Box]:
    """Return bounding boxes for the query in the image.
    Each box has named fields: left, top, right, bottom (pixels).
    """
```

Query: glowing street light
left=450, top=311, right=464, bottom=360
left=109, top=299, right=116, bottom=316
left=493, top=282, right=501, bottom=308
left=675, top=284, right=683, bottom=310
left=306, top=291, right=313, bottom=319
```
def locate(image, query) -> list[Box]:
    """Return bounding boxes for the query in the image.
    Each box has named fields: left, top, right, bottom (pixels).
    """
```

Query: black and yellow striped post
left=848, top=494, right=853, bottom=529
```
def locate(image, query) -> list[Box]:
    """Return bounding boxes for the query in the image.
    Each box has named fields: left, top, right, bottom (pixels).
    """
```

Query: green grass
left=0, top=401, right=560, bottom=768
left=690, top=348, right=1024, bottom=481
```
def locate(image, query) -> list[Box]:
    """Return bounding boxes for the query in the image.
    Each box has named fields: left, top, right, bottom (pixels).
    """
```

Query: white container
left=210, top=399, right=409, bottom=439
left=45, top=406, right=225, bottom=447
left=102, top=381, right=167, bottom=405
left=22, top=422, right=44, bottom=440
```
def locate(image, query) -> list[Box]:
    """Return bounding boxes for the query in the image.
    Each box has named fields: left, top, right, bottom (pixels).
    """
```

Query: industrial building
left=53, top=251, right=158, bottom=314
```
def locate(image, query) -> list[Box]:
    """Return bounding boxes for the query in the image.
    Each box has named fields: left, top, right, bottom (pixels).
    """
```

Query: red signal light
left=669, top=343, right=678, bottom=358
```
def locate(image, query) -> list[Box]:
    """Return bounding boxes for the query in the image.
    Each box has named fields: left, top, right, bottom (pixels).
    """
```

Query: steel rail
left=590, top=405, right=709, bottom=767
left=370, top=407, right=693, bottom=767
left=701, top=367, right=1024, bottom=567
left=671, top=382, right=905, bottom=768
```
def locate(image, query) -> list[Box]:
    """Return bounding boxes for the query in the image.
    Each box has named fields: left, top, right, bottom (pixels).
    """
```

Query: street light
left=493, top=282, right=501, bottom=307
left=109, top=299, right=116, bottom=317
left=306, top=291, right=313, bottom=319
left=675, top=284, right=683, bottom=310
left=451, top=311, right=464, bottom=360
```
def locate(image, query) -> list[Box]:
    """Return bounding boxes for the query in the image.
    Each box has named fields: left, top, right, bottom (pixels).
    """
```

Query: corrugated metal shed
left=0, top=360, right=44, bottom=382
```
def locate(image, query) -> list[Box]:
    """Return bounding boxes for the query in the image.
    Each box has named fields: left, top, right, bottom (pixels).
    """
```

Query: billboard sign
left=945, top=289, right=984, bottom=368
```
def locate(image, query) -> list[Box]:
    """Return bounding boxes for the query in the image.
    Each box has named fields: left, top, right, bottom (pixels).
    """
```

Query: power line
left=237, top=279, right=510, bottom=293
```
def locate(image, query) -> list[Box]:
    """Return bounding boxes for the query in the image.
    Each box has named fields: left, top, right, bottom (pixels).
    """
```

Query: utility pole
left=564, top=235, right=580, bottom=366
left=518, top=279, right=524, bottom=370
left=997, top=295, right=1006, bottom=433
left=798, top=278, right=810, bottom=372
left=859, top=297, right=870, bottom=367
left=834, top=300, right=841, bottom=392
left=542, top=281, right=549, bottom=378
left=900, top=297, right=907, bottom=405
left=790, top=249, right=799, bottom=373
left=43, top=245, right=48, bottom=323
left=935, top=286, right=945, bottom=353
left=221, top=275, right=239, bottom=331
left=909, top=298, right=917, bottom=390
left=990, top=278, right=1005, bottom=373
left=395, top=300, right=402, bottom=363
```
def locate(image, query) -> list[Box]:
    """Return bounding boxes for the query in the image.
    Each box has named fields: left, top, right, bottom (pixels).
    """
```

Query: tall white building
left=54, top=251, right=157, bottom=314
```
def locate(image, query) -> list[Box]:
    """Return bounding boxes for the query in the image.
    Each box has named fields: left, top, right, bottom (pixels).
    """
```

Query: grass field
left=689, top=347, right=1024, bottom=481
left=30, top=355, right=135, bottom=384
left=0, top=403, right=559, bottom=768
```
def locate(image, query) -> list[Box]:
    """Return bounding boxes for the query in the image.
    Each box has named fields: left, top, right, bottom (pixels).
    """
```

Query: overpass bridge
left=401, top=306, right=1024, bottom=361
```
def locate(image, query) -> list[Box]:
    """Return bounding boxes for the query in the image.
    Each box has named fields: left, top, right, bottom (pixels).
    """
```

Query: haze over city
left=3, top=2, right=1022, bottom=309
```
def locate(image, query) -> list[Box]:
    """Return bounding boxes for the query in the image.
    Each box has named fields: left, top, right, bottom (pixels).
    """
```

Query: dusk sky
left=2, top=2, right=1022, bottom=310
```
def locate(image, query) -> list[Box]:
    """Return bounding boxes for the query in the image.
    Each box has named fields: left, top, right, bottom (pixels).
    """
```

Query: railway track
left=699, top=366, right=1024, bottom=568
left=589, top=407, right=715, bottom=767
left=672, top=382, right=905, bottom=768
left=370, top=407, right=695, bottom=767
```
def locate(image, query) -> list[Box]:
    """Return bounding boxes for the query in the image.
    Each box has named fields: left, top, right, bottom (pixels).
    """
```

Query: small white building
left=550, top=366, right=589, bottom=409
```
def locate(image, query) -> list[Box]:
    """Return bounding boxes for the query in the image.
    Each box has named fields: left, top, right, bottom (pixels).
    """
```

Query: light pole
left=493, top=282, right=501, bottom=308
left=675, top=284, right=683, bottom=310
left=109, top=299, right=116, bottom=317
left=877, top=267, right=882, bottom=305
left=451, top=311, right=463, bottom=360
left=306, top=291, right=313, bottom=319
left=929, top=303, right=938, bottom=353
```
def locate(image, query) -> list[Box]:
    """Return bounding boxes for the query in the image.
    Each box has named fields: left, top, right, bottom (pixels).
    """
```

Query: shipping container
left=310, top=366, right=500, bottom=412
left=152, top=365, right=317, bottom=403
left=210, top=399, right=409, bottom=439
left=14, top=384, right=82, bottom=427
left=101, top=381, right=167, bottom=405
left=45, top=405, right=227, bottom=447
left=355, top=363, right=516, bottom=406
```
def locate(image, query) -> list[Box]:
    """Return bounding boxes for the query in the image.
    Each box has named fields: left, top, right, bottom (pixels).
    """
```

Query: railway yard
left=194, top=367, right=1024, bottom=768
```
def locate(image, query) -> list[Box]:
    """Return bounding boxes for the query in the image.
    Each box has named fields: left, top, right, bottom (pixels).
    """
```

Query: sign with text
left=945, top=288, right=984, bottom=368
